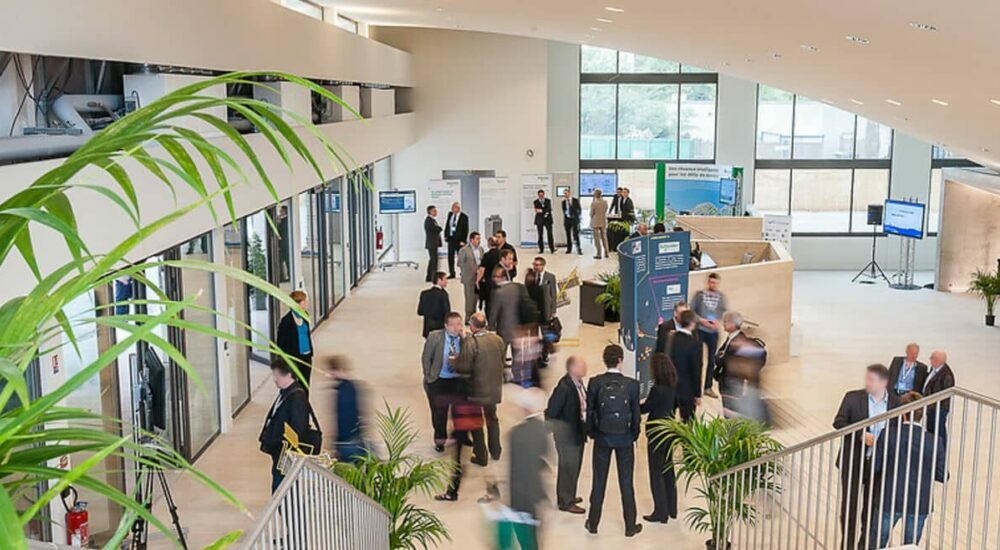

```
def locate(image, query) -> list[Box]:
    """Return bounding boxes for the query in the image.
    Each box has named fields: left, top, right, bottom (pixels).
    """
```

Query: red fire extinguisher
left=63, top=487, right=89, bottom=546
left=376, top=225, right=384, bottom=250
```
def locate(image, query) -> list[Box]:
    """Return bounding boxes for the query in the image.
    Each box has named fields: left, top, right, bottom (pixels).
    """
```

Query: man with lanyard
left=888, top=343, right=928, bottom=397
left=422, top=312, right=468, bottom=452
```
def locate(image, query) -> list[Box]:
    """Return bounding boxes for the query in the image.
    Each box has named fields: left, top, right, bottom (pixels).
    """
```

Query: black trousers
left=536, top=223, right=555, bottom=253
left=564, top=219, right=580, bottom=252
left=447, top=241, right=461, bottom=277
left=470, top=404, right=502, bottom=460
left=555, top=440, right=585, bottom=509
left=426, top=378, right=462, bottom=445
left=425, top=247, right=439, bottom=282
left=700, top=330, right=720, bottom=390
left=677, top=397, right=697, bottom=422
left=587, top=444, right=637, bottom=530
left=840, top=458, right=881, bottom=550
left=270, top=453, right=284, bottom=494
left=646, top=438, right=677, bottom=520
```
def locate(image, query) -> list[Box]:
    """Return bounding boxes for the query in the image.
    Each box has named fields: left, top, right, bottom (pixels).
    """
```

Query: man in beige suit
left=457, top=312, right=507, bottom=494
left=457, top=232, right=485, bottom=319
left=590, top=188, right=610, bottom=259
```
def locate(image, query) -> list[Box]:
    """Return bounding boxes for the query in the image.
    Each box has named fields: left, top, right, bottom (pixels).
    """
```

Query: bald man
left=444, top=202, right=469, bottom=279
left=545, top=356, right=589, bottom=514
left=888, top=343, right=928, bottom=396
left=923, top=350, right=955, bottom=437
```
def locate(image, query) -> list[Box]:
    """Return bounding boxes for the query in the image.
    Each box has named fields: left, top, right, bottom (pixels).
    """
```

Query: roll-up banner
left=662, top=164, right=741, bottom=219
left=520, top=174, right=552, bottom=247
left=479, top=177, right=515, bottom=237
left=427, top=179, right=461, bottom=255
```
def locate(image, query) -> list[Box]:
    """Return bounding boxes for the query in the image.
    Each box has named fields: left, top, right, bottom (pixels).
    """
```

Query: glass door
left=223, top=221, right=251, bottom=415
left=348, top=173, right=361, bottom=287
left=326, top=178, right=347, bottom=304
left=272, top=200, right=294, bottom=319
left=245, top=210, right=273, bottom=364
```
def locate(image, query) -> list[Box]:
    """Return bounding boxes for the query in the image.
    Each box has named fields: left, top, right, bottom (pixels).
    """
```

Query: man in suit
left=424, top=205, right=443, bottom=282
left=533, top=189, right=555, bottom=254
left=546, top=356, right=589, bottom=514
left=922, top=350, right=955, bottom=437
left=496, top=229, right=518, bottom=277
left=457, top=312, right=506, bottom=489
left=655, top=302, right=693, bottom=354
left=528, top=256, right=558, bottom=323
left=562, top=188, right=583, bottom=255
left=609, top=187, right=624, bottom=219
left=489, top=266, right=530, bottom=345
left=870, top=391, right=947, bottom=549
left=417, top=272, right=450, bottom=338
left=620, top=187, right=636, bottom=223
left=444, top=202, right=469, bottom=279
left=590, top=188, right=610, bottom=259
left=586, top=345, right=643, bottom=537
left=504, top=388, right=551, bottom=548
left=833, top=364, right=901, bottom=550
left=259, top=358, right=312, bottom=493
left=421, top=312, right=467, bottom=452
left=457, top=232, right=484, bottom=319
left=669, top=310, right=703, bottom=422
left=888, top=342, right=928, bottom=397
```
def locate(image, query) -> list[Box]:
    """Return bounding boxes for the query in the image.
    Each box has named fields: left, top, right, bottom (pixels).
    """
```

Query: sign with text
left=426, top=179, right=462, bottom=227
left=520, top=174, right=553, bottom=246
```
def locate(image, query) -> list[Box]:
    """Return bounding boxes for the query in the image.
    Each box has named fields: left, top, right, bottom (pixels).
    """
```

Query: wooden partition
left=936, top=169, right=1000, bottom=293
left=676, top=216, right=764, bottom=241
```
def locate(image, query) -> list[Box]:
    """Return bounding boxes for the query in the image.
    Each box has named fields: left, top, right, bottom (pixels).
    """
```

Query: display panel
left=883, top=199, right=925, bottom=239
left=580, top=172, right=618, bottom=196
left=378, top=190, right=417, bottom=214
left=719, top=177, right=737, bottom=205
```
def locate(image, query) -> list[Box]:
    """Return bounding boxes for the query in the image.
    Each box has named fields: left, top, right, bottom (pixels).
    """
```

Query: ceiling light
left=845, top=35, right=870, bottom=45
left=909, top=22, right=937, bottom=32
left=850, top=98, right=864, bottom=105
left=604, top=6, right=625, bottom=12
left=821, top=99, right=834, bottom=104
left=932, top=98, right=949, bottom=106
left=435, top=6, right=444, bottom=11
left=589, top=26, right=602, bottom=32
left=885, top=99, right=902, bottom=106
left=800, top=44, right=820, bottom=53
left=595, top=18, right=614, bottom=23
left=991, top=98, right=1000, bottom=106
left=770, top=52, right=782, bottom=59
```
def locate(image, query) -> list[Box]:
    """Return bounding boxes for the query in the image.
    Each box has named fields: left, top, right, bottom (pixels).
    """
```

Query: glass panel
left=375, top=157, right=393, bottom=257
left=929, top=168, right=942, bottom=232
left=680, top=64, right=711, bottom=73
left=851, top=169, right=891, bottom=232
left=855, top=117, right=892, bottom=159
left=932, top=146, right=960, bottom=159
left=223, top=221, right=250, bottom=413
left=756, top=86, right=794, bottom=160
left=793, top=97, right=856, bottom=159
left=335, top=14, right=358, bottom=33
left=179, top=232, right=220, bottom=456
left=679, top=83, right=716, bottom=160
left=617, top=84, right=678, bottom=160
left=283, top=0, right=323, bottom=19
left=275, top=200, right=294, bottom=313
left=245, top=211, right=272, bottom=363
left=326, top=179, right=346, bottom=304
left=580, top=84, right=617, bottom=159
left=618, top=51, right=678, bottom=73
left=617, top=169, right=656, bottom=213
left=299, top=193, right=319, bottom=320
left=581, top=45, right=617, bottom=73
left=753, top=169, right=791, bottom=215
left=790, top=169, right=852, bottom=232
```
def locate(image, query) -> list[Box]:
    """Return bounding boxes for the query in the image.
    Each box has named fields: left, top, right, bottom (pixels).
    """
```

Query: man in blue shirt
left=888, top=343, right=928, bottom=396
left=421, top=312, right=468, bottom=452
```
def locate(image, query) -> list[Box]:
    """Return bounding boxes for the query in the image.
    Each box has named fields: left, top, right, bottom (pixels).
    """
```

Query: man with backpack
left=585, top=345, right=643, bottom=537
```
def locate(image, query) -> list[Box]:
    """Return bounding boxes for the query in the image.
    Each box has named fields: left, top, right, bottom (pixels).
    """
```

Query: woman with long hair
left=641, top=352, right=679, bottom=523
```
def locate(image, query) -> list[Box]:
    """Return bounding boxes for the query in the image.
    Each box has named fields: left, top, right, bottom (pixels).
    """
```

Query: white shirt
left=677, top=327, right=693, bottom=336
left=607, top=367, right=622, bottom=374
left=535, top=269, right=545, bottom=285
left=924, top=366, right=944, bottom=391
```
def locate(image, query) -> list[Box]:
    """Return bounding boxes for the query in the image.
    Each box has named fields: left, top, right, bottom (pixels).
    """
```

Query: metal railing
left=242, top=455, right=391, bottom=550
left=708, top=387, right=1000, bottom=549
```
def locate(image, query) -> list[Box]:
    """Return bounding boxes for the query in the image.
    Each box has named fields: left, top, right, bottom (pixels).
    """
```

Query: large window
left=753, top=85, right=894, bottom=234
left=579, top=46, right=717, bottom=169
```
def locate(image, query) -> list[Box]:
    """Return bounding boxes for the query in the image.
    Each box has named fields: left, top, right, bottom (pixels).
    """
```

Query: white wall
left=371, top=27, right=550, bottom=251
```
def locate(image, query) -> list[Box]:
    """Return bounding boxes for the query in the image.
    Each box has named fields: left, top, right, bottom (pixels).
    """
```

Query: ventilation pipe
left=0, top=94, right=123, bottom=163
left=50, top=94, right=123, bottom=135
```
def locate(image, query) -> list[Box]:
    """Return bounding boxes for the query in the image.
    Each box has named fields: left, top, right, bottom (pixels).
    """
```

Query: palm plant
left=968, top=266, right=1000, bottom=326
left=595, top=270, right=621, bottom=319
left=648, top=415, right=782, bottom=549
left=333, top=406, right=454, bottom=550
left=0, top=71, right=364, bottom=548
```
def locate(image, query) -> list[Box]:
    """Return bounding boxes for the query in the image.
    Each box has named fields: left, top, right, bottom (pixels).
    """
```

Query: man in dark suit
left=585, top=345, right=642, bottom=537
left=496, top=230, right=518, bottom=277
left=421, top=312, right=466, bottom=452
left=504, top=388, right=551, bottom=548
left=259, top=358, right=313, bottom=493
left=888, top=342, right=928, bottom=397
left=546, top=356, right=589, bottom=514
left=417, top=272, right=450, bottom=338
left=561, top=189, right=582, bottom=255
left=444, top=202, right=469, bottom=280
left=922, top=350, right=955, bottom=438
left=533, top=189, right=555, bottom=254
left=669, top=310, right=703, bottom=422
left=620, top=187, right=636, bottom=223
left=655, top=302, right=694, bottom=355
left=489, top=266, right=531, bottom=345
left=528, top=256, right=558, bottom=323
left=424, top=205, right=443, bottom=282
left=870, top=391, right=947, bottom=549
left=457, top=312, right=506, bottom=472
left=833, top=364, right=901, bottom=550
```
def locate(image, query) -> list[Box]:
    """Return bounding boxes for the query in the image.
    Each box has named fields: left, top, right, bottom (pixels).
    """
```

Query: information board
left=580, top=173, right=618, bottom=196
left=378, top=190, right=417, bottom=214
left=883, top=199, right=926, bottom=239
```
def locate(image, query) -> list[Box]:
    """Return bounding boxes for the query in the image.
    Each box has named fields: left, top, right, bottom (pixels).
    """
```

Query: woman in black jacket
left=641, top=352, right=679, bottom=523
left=275, top=290, right=314, bottom=394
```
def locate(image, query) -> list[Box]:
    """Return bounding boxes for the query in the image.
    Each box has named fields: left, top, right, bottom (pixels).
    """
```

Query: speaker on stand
left=852, top=204, right=890, bottom=284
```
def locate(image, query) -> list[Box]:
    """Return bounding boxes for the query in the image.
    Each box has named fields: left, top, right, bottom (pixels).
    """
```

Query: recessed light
left=595, top=17, right=614, bottom=23
left=932, top=98, right=949, bottom=106
left=885, top=99, right=902, bottom=106
left=850, top=98, right=864, bottom=105
left=435, top=6, right=444, bottom=12
left=770, top=52, right=782, bottom=59
left=604, top=6, right=625, bottom=12
left=821, top=99, right=834, bottom=104
left=909, top=22, right=937, bottom=32
left=845, top=35, right=870, bottom=45
left=990, top=98, right=1000, bottom=106
left=589, top=26, right=602, bottom=32
left=800, top=44, right=820, bottom=53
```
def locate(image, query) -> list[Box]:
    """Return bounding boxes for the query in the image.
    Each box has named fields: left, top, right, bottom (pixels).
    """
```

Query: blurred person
left=417, top=272, right=450, bottom=338
left=320, top=355, right=366, bottom=463
left=259, top=357, right=314, bottom=493
left=496, top=230, right=519, bottom=273
left=585, top=345, right=642, bottom=537
left=629, top=223, right=649, bottom=239
left=670, top=310, right=703, bottom=422
left=655, top=302, right=694, bottom=354
left=888, top=343, right=928, bottom=397
left=502, top=388, right=551, bottom=548
left=526, top=257, right=558, bottom=364
left=715, top=311, right=767, bottom=418
left=590, top=188, right=610, bottom=259
left=868, top=391, right=947, bottom=549
left=534, top=189, right=555, bottom=254
left=691, top=272, right=728, bottom=398
left=458, top=232, right=485, bottom=319
left=421, top=312, right=466, bottom=452
left=444, top=201, right=469, bottom=279
left=922, top=350, right=955, bottom=438
left=652, top=223, right=666, bottom=234
left=562, top=188, right=583, bottom=255
left=499, top=249, right=517, bottom=282
left=276, top=290, right=314, bottom=394
left=511, top=324, right=544, bottom=389
left=424, top=205, right=443, bottom=282
left=436, top=387, right=484, bottom=502
left=489, top=266, right=537, bottom=345
left=545, top=356, right=589, bottom=514
left=641, top=353, right=679, bottom=524
left=834, top=364, right=901, bottom=550
left=479, top=236, right=501, bottom=316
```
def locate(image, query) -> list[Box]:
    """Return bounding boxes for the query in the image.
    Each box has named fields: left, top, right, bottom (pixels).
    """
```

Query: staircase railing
left=242, top=455, right=390, bottom=549
left=709, top=387, right=1000, bottom=549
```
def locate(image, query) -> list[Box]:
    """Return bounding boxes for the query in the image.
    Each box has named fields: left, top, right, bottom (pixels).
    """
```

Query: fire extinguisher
left=62, top=486, right=89, bottom=547
left=376, top=225, right=384, bottom=250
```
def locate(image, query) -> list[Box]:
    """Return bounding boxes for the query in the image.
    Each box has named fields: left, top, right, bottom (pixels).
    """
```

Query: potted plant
left=969, top=266, right=1000, bottom=326
left=648, top=415, right=782, bottom=550
left=594, top=270, right=621, bottom=323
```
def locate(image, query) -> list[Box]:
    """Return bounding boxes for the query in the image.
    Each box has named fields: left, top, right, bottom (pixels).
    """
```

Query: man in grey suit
left=457, top=232, right=485, bottom=319
left=504, top=388, right=550, bottom=548
left=421, top=312, right=467, bottom=452
left=590, top=189, right=610, bottom=259
left=489, top=266, right=529, bottom=344
left=528, top=256, right=558, bottom=323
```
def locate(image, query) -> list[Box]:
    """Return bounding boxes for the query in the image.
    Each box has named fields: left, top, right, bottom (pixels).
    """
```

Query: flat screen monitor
left=719, top=177, right=737, bottom=205
left=883, top=199, right=925, bottom=239
left=580, top=173, right=618, bottom=196
left=378, top=190, right=417, bottom=214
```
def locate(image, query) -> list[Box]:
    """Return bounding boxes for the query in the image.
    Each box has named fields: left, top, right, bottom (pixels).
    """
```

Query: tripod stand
left=852, top=224, right=889, bottom=284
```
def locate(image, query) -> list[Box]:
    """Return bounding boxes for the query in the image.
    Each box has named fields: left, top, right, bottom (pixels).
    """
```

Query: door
left=244, top=210, right=273, bottom=364
left=442, top=169, right=496, bottom=234
left=223, top=221, right=251, bottom=416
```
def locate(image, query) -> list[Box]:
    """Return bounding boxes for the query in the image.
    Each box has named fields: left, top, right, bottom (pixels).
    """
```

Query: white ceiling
left=337, top=0, right=1000, bottom=168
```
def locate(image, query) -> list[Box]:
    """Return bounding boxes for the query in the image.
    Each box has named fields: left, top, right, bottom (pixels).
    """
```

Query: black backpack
left=596, top=376, right=631, bottom=434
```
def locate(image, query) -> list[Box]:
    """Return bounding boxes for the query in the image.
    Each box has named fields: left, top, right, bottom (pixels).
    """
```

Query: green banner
left=655, top=162, right=665, bottom=222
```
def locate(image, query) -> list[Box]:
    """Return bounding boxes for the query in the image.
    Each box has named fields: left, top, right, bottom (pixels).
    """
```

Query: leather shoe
left=471, top=455, right=488, bottom=467
left=573, top=497, right=583, bottom=504
left=434, top=444, right=445, bottom=453
left=584, top=519, right=597, bottom=535
left=642, top=514, right=669, bottom=524
left=625, top=524, right=643, bottom=537
left=560, top=504, right=585, bottom=514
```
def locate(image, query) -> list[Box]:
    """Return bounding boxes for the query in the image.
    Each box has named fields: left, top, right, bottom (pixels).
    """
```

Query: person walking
left=457, top=312, right=507, bottom=492
left=444, top=202, right=469, bottom=279
left=424, top=205, right=443, bottom=282
left=502, top=388, right=550, bottom=548
left=458, top=232, right=485, bottom=319
left=258, top=357, right=315, bottom=493
left=545, top=356, right=589, bottom=514
left=275, top=290, right=314, bottom=394
left=320, top=356, right=366, bottom=463
left=590, top=188, right=610, bottom=259
left=421, top=312, right=466, bottom=452
left=641, top=352, right=679, bottom=524
left=561, top=188, right=582, bottom=255
left=691, top=272, right=728, bottom=398
left=585, top=345, right=642, bottom=537
left=417, top=272, right=451, bottom=338
left=533, top=189, right=555, bottom=254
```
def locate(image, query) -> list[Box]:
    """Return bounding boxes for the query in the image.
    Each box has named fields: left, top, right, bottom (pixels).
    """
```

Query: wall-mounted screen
left=719, top=177, right=737, bottom=205
left=378, top=190, right=417, bottom=214
left=580, top=172, right=618, bottom=196
left=555, top=185, right=571, bottom=196
left=883, top=199, right=925, bottom=239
